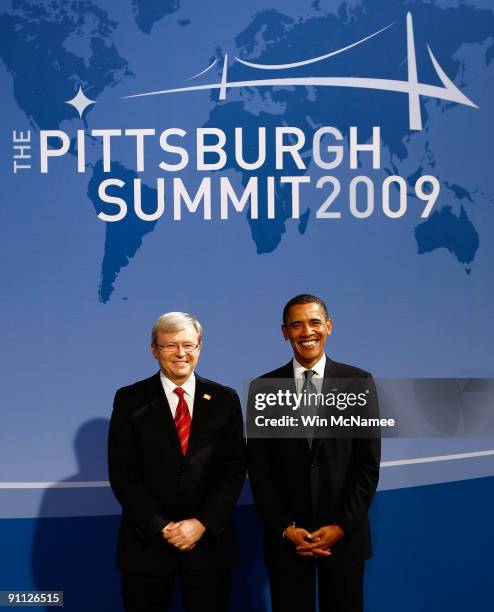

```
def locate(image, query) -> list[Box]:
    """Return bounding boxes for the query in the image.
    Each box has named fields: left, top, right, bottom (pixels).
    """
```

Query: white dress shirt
left=159, top=371, right=196, bottom=418
left=281, top=354, right=327, bottom=538
left=293, top=354, right=326, bottom=393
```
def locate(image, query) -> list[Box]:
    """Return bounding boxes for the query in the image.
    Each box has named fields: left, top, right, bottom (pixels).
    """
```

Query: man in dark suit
left=108, top=312, right=246, bottom=612
left=247, top=294, right=380, bottom=612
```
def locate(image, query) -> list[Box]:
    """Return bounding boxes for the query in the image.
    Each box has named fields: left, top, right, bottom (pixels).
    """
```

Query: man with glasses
left=108, top=312, right=246, bottom=612
left=247, top=294, right=380, bottom=612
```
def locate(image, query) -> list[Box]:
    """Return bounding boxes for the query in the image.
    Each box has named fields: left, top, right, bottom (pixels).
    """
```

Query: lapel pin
left=203, top=393, right=211, bottom=400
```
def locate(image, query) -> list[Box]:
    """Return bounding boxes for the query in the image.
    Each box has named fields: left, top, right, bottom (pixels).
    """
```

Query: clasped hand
left=162, top=518, right=206, bottom=552
left=284, top=524, right=344, bottom=558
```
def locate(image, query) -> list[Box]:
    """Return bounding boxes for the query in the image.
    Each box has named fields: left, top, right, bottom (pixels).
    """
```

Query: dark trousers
left=267, top=558, right=364, bottom=612
left=121, top=570, right=230, bottom=612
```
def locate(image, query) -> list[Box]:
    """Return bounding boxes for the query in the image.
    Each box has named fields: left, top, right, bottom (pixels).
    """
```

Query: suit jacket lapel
left=311, top=356, right=337, bottom=459
left=277, top=361, right=311, bottom=456
left=145, top=372, right=183, bottom=456
left=186, top=375, right=211, bottom=456
left=145, top=373, right=222, bottom=458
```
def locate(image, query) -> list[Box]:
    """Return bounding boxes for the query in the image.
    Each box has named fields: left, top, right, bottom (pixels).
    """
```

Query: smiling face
left=282, top=302, right=332, bottom=368
left=151, top=326, right=201, bottom=385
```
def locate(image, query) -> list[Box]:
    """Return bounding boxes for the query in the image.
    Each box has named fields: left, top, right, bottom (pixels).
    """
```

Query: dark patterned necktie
left=302, top=369, right=318, bottom=448
left=173, top=387, right=191, bottom=454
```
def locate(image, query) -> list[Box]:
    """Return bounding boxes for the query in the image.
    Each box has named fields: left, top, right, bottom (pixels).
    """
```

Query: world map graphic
left=1, top=0, right=492, bottom=302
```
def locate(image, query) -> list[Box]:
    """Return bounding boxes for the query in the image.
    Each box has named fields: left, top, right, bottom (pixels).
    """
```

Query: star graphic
left=65, top=86, right=96, bottom=118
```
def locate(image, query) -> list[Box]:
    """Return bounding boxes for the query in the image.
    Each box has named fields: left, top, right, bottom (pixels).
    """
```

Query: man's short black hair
left=282, top=294, right=330, bottom=325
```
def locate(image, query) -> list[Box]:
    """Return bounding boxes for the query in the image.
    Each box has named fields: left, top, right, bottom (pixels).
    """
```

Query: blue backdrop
left=1, top=0, right=493, bottom=610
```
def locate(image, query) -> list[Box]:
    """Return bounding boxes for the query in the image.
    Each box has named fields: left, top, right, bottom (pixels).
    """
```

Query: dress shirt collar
left=293, top=354, right=326, bottom=379
left=160, top=371, right=196, bottom=397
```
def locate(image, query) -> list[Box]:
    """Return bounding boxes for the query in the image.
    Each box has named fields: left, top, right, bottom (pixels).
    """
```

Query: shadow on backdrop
left=30, top=418, right=269, bottom=611
left=31, top=418, right=121, bottom=611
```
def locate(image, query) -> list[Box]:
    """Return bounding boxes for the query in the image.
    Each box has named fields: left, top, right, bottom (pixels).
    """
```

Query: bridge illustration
left=123, top=12, right=477, bottom=131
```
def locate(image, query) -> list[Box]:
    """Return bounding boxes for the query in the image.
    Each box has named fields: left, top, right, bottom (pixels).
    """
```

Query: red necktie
left=173, top=387, right=191, bottom=454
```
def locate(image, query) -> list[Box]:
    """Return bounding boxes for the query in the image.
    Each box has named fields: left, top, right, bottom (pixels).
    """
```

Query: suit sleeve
left=108, top=388, right=170, bottom=542
left=246, top=382, right=294, bottom=536
left=247, top=439, right=295, bottom=536
left=196, top=390, right=246, bottom=538
left=333, top=375, right=381, bottom=534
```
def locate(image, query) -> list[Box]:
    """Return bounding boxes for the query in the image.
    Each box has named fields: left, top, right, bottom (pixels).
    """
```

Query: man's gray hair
left=151, top=312, right=203, bottom=344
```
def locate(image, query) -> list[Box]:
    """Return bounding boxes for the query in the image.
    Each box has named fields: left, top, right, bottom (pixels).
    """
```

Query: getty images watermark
left=252, top=387, right=392, bottom=431
left=245, top=378, right=494, bottom=439
left=246, top=379, right=385, bottom=439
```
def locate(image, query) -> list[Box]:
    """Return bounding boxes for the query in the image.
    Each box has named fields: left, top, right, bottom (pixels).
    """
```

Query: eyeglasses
left=155, top=343, right=199, bottom=353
